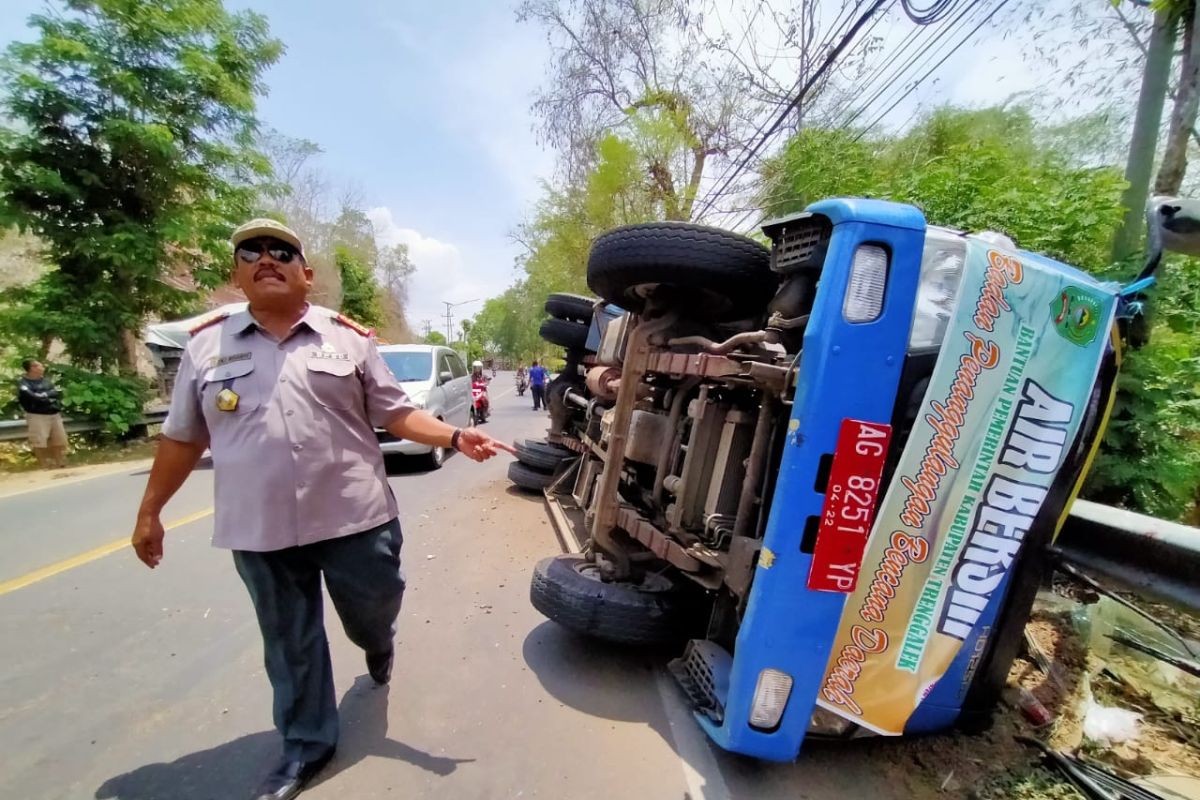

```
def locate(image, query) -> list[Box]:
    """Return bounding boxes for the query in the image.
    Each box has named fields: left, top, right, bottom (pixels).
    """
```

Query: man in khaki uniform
left=131, top=219, right=515, bottom=800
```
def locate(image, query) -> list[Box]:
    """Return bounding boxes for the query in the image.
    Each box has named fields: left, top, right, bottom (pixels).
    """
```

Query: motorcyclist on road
left=514, top=363, right=529, bottom=396
left=471, top=360, right=491, bottom=418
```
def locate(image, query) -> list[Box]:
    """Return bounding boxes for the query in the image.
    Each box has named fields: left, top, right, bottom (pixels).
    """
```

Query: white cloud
left=368, top=206, right=514, bottom=337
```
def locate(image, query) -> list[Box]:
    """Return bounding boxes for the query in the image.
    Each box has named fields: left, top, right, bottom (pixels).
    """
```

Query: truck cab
left=530, top=197, right=1123, bottom=760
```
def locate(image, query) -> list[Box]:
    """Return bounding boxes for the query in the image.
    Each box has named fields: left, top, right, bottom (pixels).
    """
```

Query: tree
left=518, top=0, right=743, bottom=220
left=0, top=0, right=282, bottom=371
left=334, top=245, right=383, bottom=329
left=377, top=243, right=416, bottom=309
left=422, top=330, right=447, bottom=345
left=1155, top=0, right=1200, bottom=195
left=256, top=140, right=414, bottom=340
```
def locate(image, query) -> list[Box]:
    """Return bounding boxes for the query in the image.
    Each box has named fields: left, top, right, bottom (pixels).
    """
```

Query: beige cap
left=231, top=218, right=304, bottom=255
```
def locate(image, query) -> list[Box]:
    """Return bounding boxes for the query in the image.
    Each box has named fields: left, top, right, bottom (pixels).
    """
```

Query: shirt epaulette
left=333, top=313, right=373, bottom=338
left=189, top=312, right=230, bottom=336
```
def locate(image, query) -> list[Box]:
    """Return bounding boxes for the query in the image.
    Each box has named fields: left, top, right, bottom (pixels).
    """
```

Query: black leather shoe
left=367, top=647, right=394, bottom=685
left=252, top=750, right=334, bottom=800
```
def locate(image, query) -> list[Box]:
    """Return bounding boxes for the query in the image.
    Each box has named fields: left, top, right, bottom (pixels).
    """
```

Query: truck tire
left=520, top=439, right=573, bottom=458
left=508, top=460, right=556, bottom=492
left=515, top=442, right=573, bottom=472
left=587, top=222, right=775, bottom=321
left=530, top=555, right=686, bottom=646
left=545, top=293, right=597, bottom=323
left=540, top=318, right=591, bottom=350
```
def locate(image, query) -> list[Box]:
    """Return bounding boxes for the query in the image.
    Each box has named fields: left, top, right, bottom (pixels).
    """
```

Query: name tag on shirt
left=313, top=343, right=350, bottom=360
left=209, top=352, right=252, bottom=368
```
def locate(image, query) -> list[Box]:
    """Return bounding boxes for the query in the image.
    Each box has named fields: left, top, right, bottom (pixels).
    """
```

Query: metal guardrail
left=1055, top=499, right=1200, bottom=613
left=0, top=409, right=168, bottom=443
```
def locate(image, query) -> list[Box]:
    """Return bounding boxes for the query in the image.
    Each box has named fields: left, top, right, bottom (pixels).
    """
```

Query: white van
left=375, top=344, right=471, bottom=468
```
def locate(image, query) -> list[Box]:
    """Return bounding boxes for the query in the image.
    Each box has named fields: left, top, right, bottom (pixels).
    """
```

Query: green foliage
left=0, top=0, right=282, bottom=370
left=761, top=107, right=1128, bottom=268
left=1088, top=255, right=1200, bottom=521
left=469, top=289, right=543, bottom=362
left=761, top=104, right=1200, bottom=521
left=53, top=364, right=151, bottom=436
left=422, top=331, right=447, bottom=345
left=334, top=245, right=383, bottom=329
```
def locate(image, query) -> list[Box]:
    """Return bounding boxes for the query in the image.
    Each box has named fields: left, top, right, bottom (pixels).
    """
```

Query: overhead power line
left=852, top=0, right=1015, bottom=140
left=837, top=0, right=984, bottom=131
left=901, top=0, right=961, bottom=25
left=693, top=2, right=878, bottom=221
left=693, top=0, right=893, bottom=220
left=714, top=0, right=1014, bottom=236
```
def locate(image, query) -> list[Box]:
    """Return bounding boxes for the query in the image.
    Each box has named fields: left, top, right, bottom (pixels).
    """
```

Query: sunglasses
left=236, top=240, right=299, bottom=265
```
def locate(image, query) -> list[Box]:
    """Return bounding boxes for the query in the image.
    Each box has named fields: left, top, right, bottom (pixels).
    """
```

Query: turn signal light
left=749, top=668, right=793, bottom=730
left=843, top=244, right=889, bottom=323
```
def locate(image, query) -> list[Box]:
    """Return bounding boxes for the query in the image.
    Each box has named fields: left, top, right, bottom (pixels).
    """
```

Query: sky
left=0, top=0, right=1135, bottom=335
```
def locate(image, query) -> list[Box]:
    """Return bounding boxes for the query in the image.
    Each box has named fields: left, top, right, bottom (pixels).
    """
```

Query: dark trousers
left=233, top=518, right=405, bottom=760
left=531, top=384, right=545, bottom=410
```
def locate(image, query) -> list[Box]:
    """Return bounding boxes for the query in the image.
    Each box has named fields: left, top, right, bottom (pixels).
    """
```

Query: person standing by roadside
left=17, top=359, right=68, bottom=469
left=528, top=359, right=548, bottom=411
left=131, top=219, right=515, bottom=800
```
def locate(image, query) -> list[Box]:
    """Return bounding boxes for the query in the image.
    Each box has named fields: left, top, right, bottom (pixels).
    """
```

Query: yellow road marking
left=0, top=507, right=214, bottom=597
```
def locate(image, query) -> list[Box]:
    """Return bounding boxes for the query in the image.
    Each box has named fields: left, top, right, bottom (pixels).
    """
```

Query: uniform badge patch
left=216, top=388, right=240, bottom=412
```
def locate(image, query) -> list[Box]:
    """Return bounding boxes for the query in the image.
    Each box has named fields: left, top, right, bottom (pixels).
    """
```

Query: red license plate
left=807, top=419, right=893, bottom=593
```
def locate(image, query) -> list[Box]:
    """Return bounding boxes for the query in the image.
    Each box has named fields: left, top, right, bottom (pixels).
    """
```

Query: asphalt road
left=0, top=373, right=907, bottom=800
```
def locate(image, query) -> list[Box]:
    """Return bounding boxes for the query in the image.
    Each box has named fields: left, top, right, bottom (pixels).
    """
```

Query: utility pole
left=421, top=319, right=432, bottom=339
left=441, top=299, right=480, bottom=343
left=1112, top=6, right=1178, bottom=262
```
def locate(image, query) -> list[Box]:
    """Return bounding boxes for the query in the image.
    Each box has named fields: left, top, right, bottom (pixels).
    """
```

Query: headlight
left=909, top=230, right=967, bottom=349
left=843, top=244, right=889, bottom=323
left=748, top=668, right=794, bottom=730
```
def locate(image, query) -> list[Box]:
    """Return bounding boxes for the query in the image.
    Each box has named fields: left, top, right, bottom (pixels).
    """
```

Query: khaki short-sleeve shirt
left=162, top=305, right=413, bottom=552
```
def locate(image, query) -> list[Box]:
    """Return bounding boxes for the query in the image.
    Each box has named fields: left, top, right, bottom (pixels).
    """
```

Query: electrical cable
left=693, top=0, right=892, bottom=220
left=703, top=0, right=980, bottom=231
left=839, top=0, right=984, bottom=132
left=699, top=0, right=866, bottom=208
left=717, top=0, right=994, bottom=230
left=901, top=0, right=960, bottom=25
left=852, top=0, right=1015, bottom=140
left=696, top=1, right=893, bottom=219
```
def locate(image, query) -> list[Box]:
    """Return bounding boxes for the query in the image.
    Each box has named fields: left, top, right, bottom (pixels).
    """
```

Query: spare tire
left=545, top=293, right=597, bottom=323
left=515, top=442, right=573, bottom=472
left=508, top=460, right=556, bottom=492
left=530, top=555, right=689, bottom=645
left=587, top=222, right=775, bottom=321
left=539, top=318, right=591, bottom=351
left=521, top=439, right=573, bottom=458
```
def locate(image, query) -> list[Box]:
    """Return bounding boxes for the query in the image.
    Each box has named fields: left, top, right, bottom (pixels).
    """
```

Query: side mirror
left=1140, top=196, right=1200, bottom=280
left=439, top=370, right=454, bottom=384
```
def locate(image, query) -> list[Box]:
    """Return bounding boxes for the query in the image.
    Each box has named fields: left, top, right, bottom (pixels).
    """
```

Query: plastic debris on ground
left=895, top=578, right=1200, bottom=799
